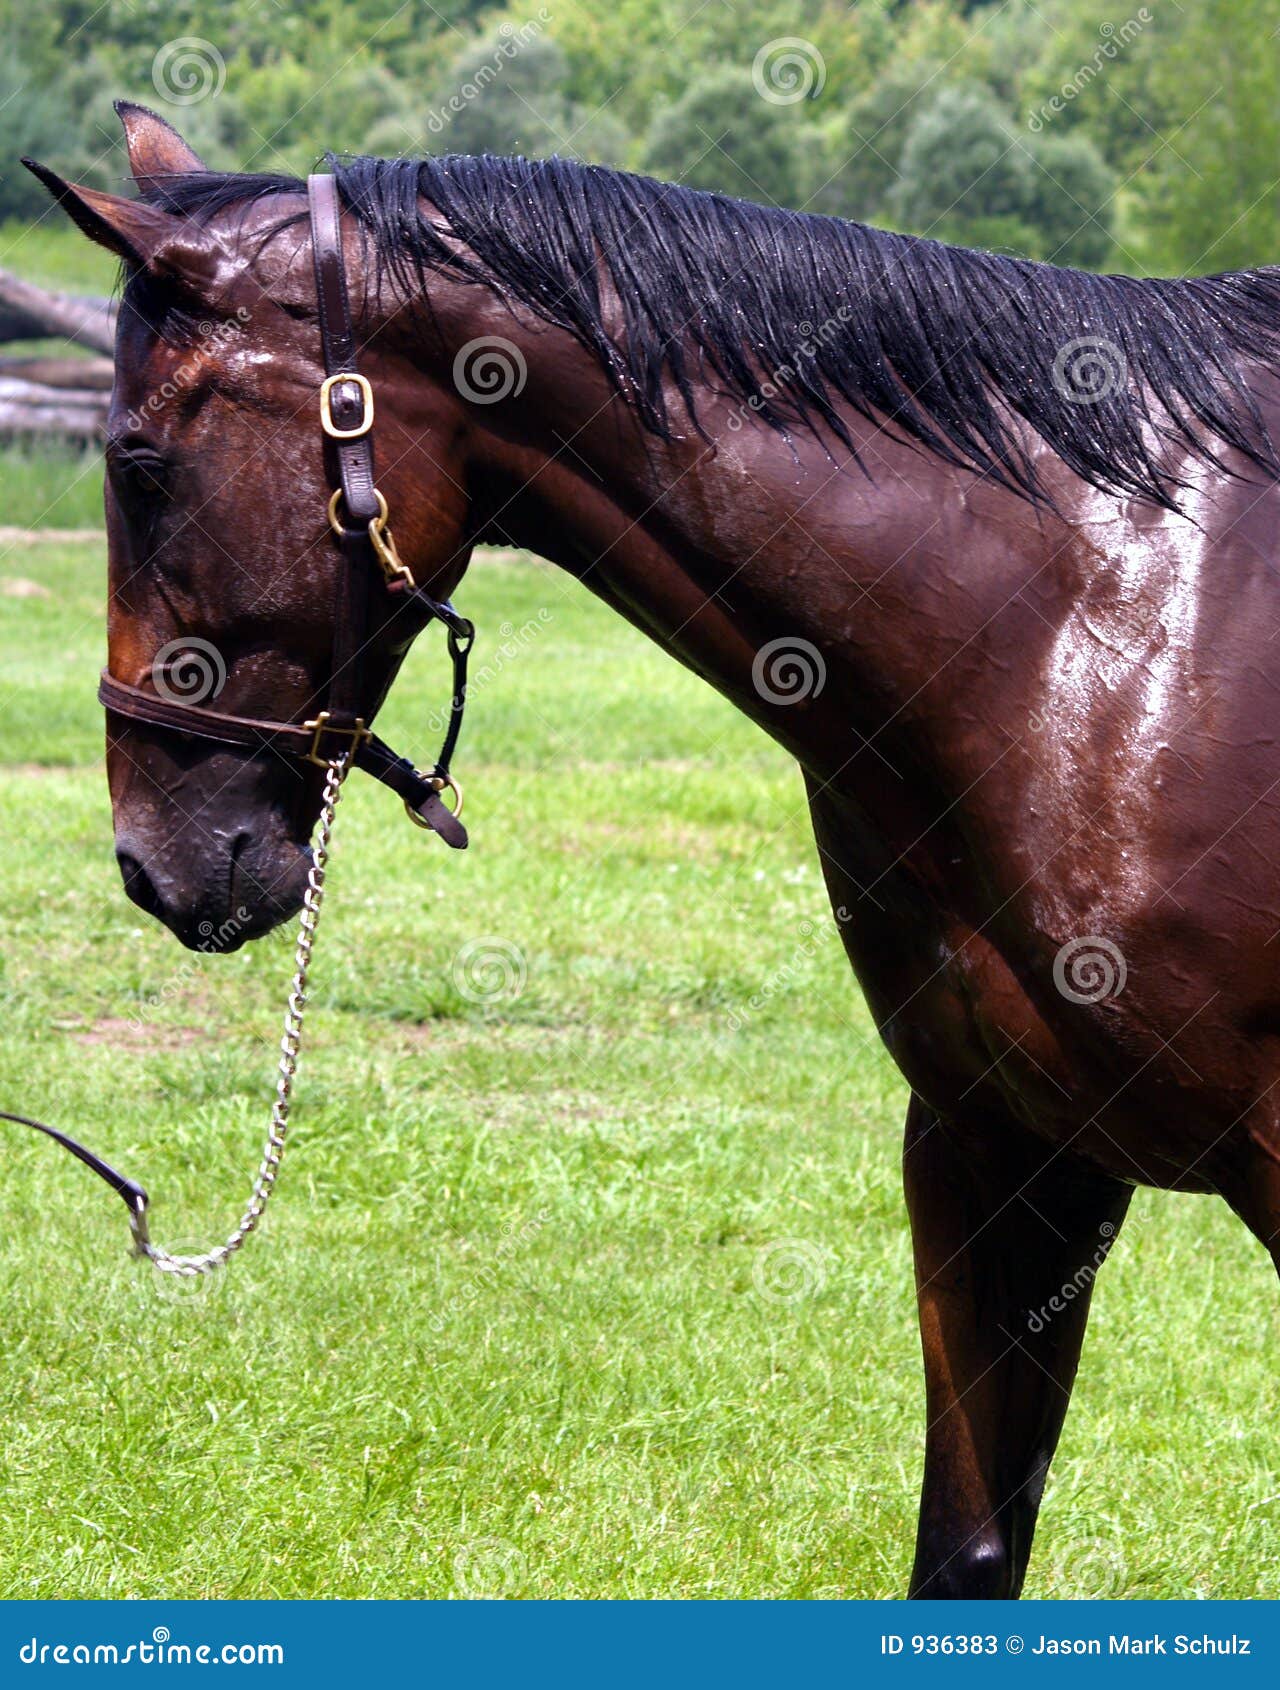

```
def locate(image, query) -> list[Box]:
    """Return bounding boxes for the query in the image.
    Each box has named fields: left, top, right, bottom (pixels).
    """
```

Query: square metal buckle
left=319, top=372, right=374, bottom=440
left=303, top=712, right=369, bottom=766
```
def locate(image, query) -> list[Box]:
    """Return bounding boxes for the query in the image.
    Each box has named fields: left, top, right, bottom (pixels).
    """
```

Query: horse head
left=27, top=105, right=475, bottom=948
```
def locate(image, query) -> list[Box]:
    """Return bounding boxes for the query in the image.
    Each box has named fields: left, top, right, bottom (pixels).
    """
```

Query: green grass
left=0, top=218, right=119, bottom=294
left=0, top=518, right=1278, bottom=1600
left=0, top=440, right=104, bottom=531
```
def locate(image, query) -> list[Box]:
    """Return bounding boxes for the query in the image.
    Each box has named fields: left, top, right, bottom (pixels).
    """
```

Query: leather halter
left=97, top=171, right=472, bottom=849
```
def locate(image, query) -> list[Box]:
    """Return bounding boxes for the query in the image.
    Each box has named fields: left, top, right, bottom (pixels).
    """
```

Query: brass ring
left=405, top=772, right=463, bottom=828
left=327, top=486, right=388, bottom=537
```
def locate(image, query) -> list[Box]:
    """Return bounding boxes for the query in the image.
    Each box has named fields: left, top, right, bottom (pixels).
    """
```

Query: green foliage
left=890, top=87, right=1116, bottom=265
left=1139, top=0, right=1280, bottom=275
left=431, top=33, right=576, bottom=157
left=809, top=62, right=963, bottom=222
left=891, top=88, right=1041, bottom=253
left=0, top=0, right=1276, bottom=279
left=0, top=65, right=66, bottom=221
left=643, top=69, right=810, bottom=209
left=1022, top=131, right=1116, bottom=269
left=414, top=28, right=627, bottom=165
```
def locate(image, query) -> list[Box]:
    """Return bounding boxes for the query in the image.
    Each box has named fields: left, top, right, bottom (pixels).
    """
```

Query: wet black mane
left=144, top=153, right=1280, bottom=509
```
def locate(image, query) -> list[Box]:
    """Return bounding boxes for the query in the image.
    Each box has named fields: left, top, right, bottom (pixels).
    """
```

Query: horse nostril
left=116, top=848, right=168, bottom=922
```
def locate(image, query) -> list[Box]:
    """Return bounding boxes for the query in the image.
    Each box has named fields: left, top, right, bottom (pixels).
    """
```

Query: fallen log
left=0, top=375, right=108, bottom=439
left=0, top=355, right=114, bottom=391
left=0, top=268, right=115, bottom=354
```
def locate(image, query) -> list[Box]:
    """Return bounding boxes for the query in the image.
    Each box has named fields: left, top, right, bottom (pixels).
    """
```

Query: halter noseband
left=97, top=171, right=472, bottom=850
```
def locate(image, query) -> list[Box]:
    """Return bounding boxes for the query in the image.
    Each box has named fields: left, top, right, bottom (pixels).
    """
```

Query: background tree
left=810, top=63, right=970, bottom=222
left=1138, top=0, right=1280, bottom=274
left=0, top=0, right=1271, bottom=277
left=1021, top=132, right=1116, bottom=269
left=890, top=88, right=1039, bottom=253
left=643, top=69, right=811, bottom=208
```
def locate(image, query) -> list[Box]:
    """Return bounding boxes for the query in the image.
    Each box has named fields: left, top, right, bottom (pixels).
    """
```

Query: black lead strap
left=434, top=620, right=473, bottom=785
left=0, top=1109, right=150, bottom=1230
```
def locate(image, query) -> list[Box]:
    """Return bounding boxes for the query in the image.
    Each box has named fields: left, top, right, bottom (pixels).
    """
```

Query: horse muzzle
left=114, top=826, right=312, bottom=951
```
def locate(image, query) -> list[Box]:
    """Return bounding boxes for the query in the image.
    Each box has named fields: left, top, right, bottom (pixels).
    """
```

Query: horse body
left=29, top=104, right=1280, bottom=1596
left=475, top=304, right=1280, bottom=1207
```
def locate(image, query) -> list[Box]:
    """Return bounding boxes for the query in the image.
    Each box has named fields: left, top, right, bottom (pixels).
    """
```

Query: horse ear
left=21, top=159, right=219, bottom=288
left=115, top=100, right=208, bottom=194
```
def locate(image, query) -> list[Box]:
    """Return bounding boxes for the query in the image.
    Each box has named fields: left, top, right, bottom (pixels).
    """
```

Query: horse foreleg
left=903, top=1093, right=1132, bottom=1598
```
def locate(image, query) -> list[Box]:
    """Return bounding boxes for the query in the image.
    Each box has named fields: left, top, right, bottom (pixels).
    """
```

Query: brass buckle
left=302, top=711, right=369, bottom=767
left=327, top=486, right=415, bottom=591
left=320, top=373, right=374, bottom=440
left=405, top=772, right=463, bottom=828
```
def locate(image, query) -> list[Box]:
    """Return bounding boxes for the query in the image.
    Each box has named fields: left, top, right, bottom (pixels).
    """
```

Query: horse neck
left=446, top=306, right=1069, bottom=790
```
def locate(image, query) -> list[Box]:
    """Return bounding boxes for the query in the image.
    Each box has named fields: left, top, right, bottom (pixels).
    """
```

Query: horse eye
left=108, top=442, right=172, bottom=501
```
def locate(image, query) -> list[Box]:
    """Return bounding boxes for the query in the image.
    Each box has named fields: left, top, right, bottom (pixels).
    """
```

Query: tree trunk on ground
left=0, top=355, right=114, bottom=390
left=0, top=375, right=108, bottom=439
left=0, top=269, right=116, bottom=355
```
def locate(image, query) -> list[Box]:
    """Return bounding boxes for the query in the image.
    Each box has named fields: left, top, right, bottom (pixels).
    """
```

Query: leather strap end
left=412, top=790, right=468, bottom=848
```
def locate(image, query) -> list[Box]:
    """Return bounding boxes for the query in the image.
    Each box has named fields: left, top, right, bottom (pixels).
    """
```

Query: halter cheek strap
left=96, top=170, right=473, bottom=849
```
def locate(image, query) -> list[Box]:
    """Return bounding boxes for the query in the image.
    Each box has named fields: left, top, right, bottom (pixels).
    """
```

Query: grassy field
left=0, top=447, right=1278, bottom=1601
left=0, top=218, right=118, bottom=294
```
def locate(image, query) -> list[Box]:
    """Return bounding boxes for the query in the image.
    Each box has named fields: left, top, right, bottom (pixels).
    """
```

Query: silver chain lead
left=129, top=754, right=350, bottom=1277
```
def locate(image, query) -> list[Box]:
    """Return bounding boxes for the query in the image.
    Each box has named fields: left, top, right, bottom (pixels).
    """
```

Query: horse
left=25, top=100, right=1280, bottom=1598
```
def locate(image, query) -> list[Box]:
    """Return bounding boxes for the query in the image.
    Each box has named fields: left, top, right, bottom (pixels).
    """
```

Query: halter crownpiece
left=97, top=170, right=474, bottom=848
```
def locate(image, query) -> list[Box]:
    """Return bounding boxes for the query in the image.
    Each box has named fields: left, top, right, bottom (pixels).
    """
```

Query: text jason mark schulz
left=1033, top=1634, right=1251, bottom=1655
